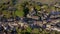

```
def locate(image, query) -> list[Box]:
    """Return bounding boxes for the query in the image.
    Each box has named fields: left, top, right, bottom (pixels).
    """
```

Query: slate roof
left=50, top=11, right=60, bottom=15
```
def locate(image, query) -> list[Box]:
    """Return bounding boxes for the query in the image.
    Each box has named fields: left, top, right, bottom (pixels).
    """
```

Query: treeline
left=0, top=0, right=60, bottom=17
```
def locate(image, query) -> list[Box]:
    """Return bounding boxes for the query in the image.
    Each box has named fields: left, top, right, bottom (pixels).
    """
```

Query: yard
left=15, top=10, right=24, bottom=17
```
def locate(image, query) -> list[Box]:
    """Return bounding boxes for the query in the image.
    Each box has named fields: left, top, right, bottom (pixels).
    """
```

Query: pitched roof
left=50, top=11, right=60, bottom=15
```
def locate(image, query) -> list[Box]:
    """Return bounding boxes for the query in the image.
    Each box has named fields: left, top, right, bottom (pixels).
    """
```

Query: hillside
left=1, top=0, right=60, bottom=4
left=17, top=0, right=60, bottom=4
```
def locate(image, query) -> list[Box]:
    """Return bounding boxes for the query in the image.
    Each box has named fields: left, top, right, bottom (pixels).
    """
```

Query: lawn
left=2, top=10, right=24, bottom=18
left=15, top=10, right=24, bottom=17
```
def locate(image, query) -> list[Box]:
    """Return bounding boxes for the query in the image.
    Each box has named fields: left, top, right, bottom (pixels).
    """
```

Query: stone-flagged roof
left=50, top=11, right=60, bottom=15
left=55, top=23, right=60, bottom=27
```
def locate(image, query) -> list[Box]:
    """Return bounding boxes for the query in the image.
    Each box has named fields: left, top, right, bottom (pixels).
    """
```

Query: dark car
left=42, top=24, right=46, bottom=29
left=15, top=16, right=20, bottom=21
left=22, top=18, right=28, bottom=22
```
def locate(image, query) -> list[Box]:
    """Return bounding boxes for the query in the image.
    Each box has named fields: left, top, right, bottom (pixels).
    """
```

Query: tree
left=21, top=2, right=29, bottom=17
left=16, top=27, right=21, bottom=34
left=23, top=6, right=29, bottom=17
left=31, top=28, right=40, bottom=34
